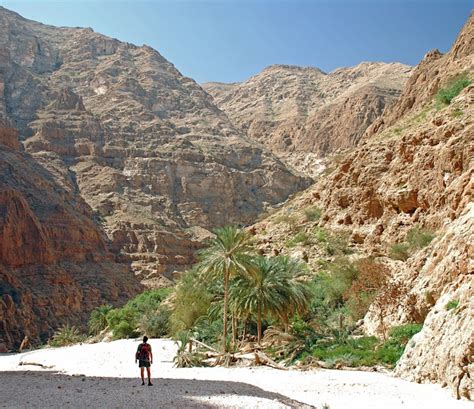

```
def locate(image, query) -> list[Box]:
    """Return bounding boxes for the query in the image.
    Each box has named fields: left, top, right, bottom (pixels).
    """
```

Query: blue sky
left=1, top=1, right=472, bottom=83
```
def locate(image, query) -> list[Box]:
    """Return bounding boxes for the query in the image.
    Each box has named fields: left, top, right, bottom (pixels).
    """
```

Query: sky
left=1, top=0, right=472, bottom=83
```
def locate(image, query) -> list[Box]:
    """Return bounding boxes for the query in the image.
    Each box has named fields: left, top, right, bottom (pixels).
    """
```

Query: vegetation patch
left=89, top=287, right=172, bottom=340
left=49, top=325, right=85, bottom=347
left=389, top=225, right=435, bottom=261
left=304, top=206, right=322, bottom=222
left=435, top=75, right=472, bottom=107
left=445, top=299, right=459, bottom=311
left=286, top=231, right=311, bottom=247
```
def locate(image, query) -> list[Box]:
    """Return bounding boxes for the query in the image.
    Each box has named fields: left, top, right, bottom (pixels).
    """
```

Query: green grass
left=436, top=76, right=472, bottom=107
left=445, top=300, right=459, bottom=311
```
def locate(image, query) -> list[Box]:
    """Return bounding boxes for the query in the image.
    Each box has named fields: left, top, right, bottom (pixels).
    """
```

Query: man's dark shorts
left=139, top=360, right=151, bottom=368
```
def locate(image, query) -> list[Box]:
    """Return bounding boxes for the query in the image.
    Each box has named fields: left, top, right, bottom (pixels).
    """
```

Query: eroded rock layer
left=203, top=63, right=412, bottom=161
left=0, top=6, right=310, bottom=283
left=0, top=123, right=141, bottom=349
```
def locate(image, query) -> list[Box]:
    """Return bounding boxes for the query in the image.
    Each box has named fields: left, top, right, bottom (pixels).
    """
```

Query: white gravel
left=0, top=339, right=471, bottom=409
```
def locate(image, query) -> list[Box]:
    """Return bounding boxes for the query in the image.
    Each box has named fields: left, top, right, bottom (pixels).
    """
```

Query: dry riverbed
left=0, top=339, right=470, bottom=409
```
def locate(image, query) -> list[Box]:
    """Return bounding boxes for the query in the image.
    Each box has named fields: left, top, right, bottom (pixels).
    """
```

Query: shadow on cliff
left=0, top=371, right=314, bottom=408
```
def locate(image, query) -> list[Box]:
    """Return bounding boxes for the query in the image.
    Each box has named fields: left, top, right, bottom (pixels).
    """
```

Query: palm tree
left=198, top=226, right=254, bottom=351
left=230, top=255, right=312, bottom=343
left=88, top=304, right=113, bottom=335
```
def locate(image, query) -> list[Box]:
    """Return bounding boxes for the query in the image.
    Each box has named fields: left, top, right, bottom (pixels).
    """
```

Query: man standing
left=135, top=336, right=153, bottom=386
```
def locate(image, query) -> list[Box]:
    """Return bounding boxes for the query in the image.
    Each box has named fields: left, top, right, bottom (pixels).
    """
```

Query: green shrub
left=389, top=226, right=435, bottom=261
left=376, top=323, right=422, bottom=367
left=49, top=325, right=85, bottom=347
left=88, top=304, right=113, bottom=335
left=314, top=228, right=352, bottom=256
left=436, top=76, right=472, bottom=106
left=106, top=307, right=139, bottom=339
left=311, top=336, right=379, bottom=367
left=389, top=243, right=410, bottom=261
left=96, top=287, right=172, bottom=340
left=406, top=226, right=435, bottom=249
left=140, top=306, right=171, bottom=338
left=445, top=299, right=459, bottom=311
left=304, top=206, right=322, bottom=222
left=450, top=108, right=464, bottom=118
left=286, top=232, right=311, bottom=247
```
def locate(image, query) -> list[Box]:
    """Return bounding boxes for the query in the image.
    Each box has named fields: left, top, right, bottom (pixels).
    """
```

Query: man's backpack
left=136, top=343, right=150, bottom=361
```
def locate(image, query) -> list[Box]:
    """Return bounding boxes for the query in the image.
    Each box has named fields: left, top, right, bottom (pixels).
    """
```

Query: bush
left=106, top=307, right=139, bottom=339
left=389, top=243, right=410, bottom=261
left=311, top=336, right=380, bottom=367
left=94, top=287, right=172, bottom=340
left=274, top=213, right=299, bottom=232
left=436, top=76, right=472, bottom=106
left=389, top=226, right=435, bottom=261
left=314, top=228, right=352, bottom=256
left=376, top=323, right=422, bottom=366
left=286, top=232, right=311, bottom=248
left=49, top=325, right=85, bottom=347
left=304, top=206, right=322, bottom=222
left=445, top=300, right=459, bottom=311
left=406, top=226, right=435, bottom=249
left=140, top=306, right=171, bottom=338
left=88, top=304, right=113, bottom=335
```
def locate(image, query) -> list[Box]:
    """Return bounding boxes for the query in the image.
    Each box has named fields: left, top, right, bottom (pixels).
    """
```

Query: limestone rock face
left=366, top=11, right=474, bottom=136
left=203, top=63, right=412, bottom=163
left=250, top=12, right=473, bottom=400
left=0, top=6, right=310, bottom=286
left=394, top=204, right=473, bottom=400
left=0, top=125, right=141, bottom=349
left=316, top=14, right=473, bottom=398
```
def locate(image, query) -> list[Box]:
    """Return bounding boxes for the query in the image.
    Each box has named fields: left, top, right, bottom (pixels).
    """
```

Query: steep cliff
left=251, top=12, right=473, bottom=399
left=0, top=7, right=310, bottom=284
left=203, top=62, right=411, bottom=164
left=0, top=122, right=141, bottom=349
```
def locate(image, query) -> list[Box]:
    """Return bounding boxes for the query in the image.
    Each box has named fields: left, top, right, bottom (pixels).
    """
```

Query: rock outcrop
left=0, top=124, right=141, bottom=349
left=203, top=63, right=412, bottom=165
left=0, top=6, right=310, bottom=286
left=250, top=11, right=473, bottom=400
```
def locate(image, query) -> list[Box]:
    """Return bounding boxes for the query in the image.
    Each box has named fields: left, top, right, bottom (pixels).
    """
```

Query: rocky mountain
left=203, top=62, right=412, bottom=164
left=251, top=12, right=473, bottom=399
left=0, top=6, right=310, bottom=281
left=0, top=120, right=141, bottom=350
left=0, top=6, right=311, bottom=348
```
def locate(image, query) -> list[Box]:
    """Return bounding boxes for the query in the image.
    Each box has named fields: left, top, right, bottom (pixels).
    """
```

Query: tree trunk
left=257, top=304, right=262, bottom=344
left=223, top=269, right=229, bottom=352
left=232, top=313, right=237, bottom=347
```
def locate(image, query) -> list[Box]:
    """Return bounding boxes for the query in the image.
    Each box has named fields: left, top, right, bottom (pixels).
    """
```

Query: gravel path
left=0, top=339, right=471, bottom=409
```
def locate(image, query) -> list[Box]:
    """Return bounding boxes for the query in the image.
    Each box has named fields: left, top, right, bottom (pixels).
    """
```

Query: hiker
left=135, top=336, right=153, bottom=386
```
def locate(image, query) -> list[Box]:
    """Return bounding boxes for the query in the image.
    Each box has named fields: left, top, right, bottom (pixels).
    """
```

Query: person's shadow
left=0, top=371, right=316, bottom=408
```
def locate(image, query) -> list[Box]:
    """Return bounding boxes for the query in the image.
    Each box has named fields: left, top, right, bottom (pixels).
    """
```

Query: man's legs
left=146, top=367, right=152, bottom=386
left=140, top=367, right=145, bottom=385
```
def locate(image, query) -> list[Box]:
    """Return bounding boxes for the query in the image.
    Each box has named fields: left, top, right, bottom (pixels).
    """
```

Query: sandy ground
left=0, top=339, right=471, bottom=409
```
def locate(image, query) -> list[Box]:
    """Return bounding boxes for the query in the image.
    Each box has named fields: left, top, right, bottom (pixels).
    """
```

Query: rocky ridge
left=251, top=12, right=473, bottom=399
left=0, top=6, right=310, bottom=285
left=203, top=62, right=412, bottom=168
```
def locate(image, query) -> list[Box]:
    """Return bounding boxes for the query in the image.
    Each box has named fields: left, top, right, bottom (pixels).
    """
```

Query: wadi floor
left=0, top=339, right=471, bottom=409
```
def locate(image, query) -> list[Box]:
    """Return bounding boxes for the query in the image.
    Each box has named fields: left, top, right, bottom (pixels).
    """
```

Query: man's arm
left=149, top=346, right=153, bottom=364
